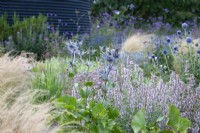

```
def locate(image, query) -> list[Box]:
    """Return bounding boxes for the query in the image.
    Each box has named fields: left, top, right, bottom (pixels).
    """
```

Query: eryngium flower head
left=111, top=48, right=120, bottom=59
left=173, top=45, right=178, bottom=51
left=177, top=30, right=182, bottom=36
left=197, top=49, right=200, bottom=54
left=186, top=37, right=192, bottom=44
left=103, top=52, right=114, bottom=63
left=65, top=41, right=78, bottom=53
left=151, top=54, right=156, bottom=59
left=162, top=50, right=168, bottom=55
left=166, top=37, right=171, bottom=43
left=182, top=23, right=188, bottom=29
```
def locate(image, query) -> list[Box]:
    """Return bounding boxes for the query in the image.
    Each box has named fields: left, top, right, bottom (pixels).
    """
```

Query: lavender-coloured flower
left=58, top=19, right=62, bottom=23
left=8, top=36, right=13, bottom=41
left=5, top=41, right=10, bottom=45
left=113, top=10, right=120, bottom=15
left=163, top=8, right=169, bottom=13
left=186, top=37, right=192, bottom=44
left=129, top=4, right=135, bottom=10
left=182, top=23, right=188, bottom=29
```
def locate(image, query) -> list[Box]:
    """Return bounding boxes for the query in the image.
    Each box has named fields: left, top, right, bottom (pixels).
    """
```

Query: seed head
left=186, top=37, right=192, bottom=44
left=182, top=23, right=188, bottom=29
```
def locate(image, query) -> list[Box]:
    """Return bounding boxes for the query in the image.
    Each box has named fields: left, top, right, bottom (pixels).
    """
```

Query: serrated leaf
left=131, top=108, right=146, bottom=133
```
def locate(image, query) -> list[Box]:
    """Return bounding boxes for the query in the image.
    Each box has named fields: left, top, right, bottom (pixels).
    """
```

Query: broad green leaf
left=160, top=130, right=173, bottom=133
left=92, top=103, right=106, bottom=119
left=131, top=108, right=146, bottom=133
left=107, top=107, right=119, bottom=119
left=84, top=81, right=93, bottom=87
left=68, top=72, right=74, bottom=78
left=179, top=117, right=191, bottom=133
left=112, top=125, right=125, bottom=133
left=167, top=105, right=180, bottom=132
left=156, top=116, right=164, bottom=122
left=107, top=119, right=116, bottom=130
left=79, top=87, right=90, bottom=98
left=56, top=95, right=77, bottom=106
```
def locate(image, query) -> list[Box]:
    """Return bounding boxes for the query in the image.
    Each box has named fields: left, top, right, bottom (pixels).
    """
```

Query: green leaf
left=107, top=107, right=119, bottom=119
left=56, top=95, right=77, bottom=106
left=167, top=105, right=180, bottom=132
left=179, top=117, right=191, bottom=133
left=79, top=87, right=90, bottom=98
left=84, top=81, right=93, bottom=87
left=68, top=72, right=74, bottom=78
left=92, top=103, right=106, bottom=119
left=131, top=108, right=146, bottom=133
left=112, top=125, right=125, bottom=133
left=160, top=130, right=173, bottom=133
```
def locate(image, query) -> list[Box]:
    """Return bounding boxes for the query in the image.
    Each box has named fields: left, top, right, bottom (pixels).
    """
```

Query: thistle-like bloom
left=151, top=54, right=156, bottom=59
left=65, top=41, right=78, bottom=53
left=166, top=37, right=171, bottom=44
left=182, top=23, right=188, bottom=29
left=173, top=45, right=178, bottom=51
left=103, top=52, right=114, bottom=63
left=186, top=37, right=192, bottom=44
left=111, top=48, right=120, bottom=59
left=177, top=30, right=182, bottom=36
left=197, top=49, right=200, bottom=54
left=162, top=50, right=168, bottom=55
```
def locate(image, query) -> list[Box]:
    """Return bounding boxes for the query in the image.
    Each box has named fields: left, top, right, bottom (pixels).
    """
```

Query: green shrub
left=32, top=58, right=69, bottom=103
left=91, top=0, right=200, bottom=27
left=0, top=13, right=65, bottom=59
left=131, top=105, right=191, bottom=133
left=49, top=95, right=123, bottom=133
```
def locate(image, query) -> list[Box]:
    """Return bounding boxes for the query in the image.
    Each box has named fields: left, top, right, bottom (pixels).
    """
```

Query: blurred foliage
left=91, top=0, right=200, bottom=26
left=0, top=13, right=65, bottom=59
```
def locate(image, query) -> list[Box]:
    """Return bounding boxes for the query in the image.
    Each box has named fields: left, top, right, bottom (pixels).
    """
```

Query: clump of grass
left=0, top=53, right=58, bottom=133
left=32, top=57, right=69, bottom=103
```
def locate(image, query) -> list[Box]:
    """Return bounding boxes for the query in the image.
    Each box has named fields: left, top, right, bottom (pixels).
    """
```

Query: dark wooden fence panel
left=0, top=0, right=91, bottom=34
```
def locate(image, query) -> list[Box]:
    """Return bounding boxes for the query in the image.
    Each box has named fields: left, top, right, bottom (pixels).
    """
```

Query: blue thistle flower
left=151, top=54, right=156, bottom=59
left=197, top=49, right=200, bottom=54
left=173, top=45, right=178, bottom=51
left=182, top=23, right=188, bottom=29
left=162, top=50, right=168, bottom=55
left=177, top=30, right=182, bottom=36
left=186, top=37, right=192, bottom=44
left=166, top=37, right=171, bottom=44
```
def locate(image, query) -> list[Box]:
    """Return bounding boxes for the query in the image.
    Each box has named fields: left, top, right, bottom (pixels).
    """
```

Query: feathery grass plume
left=121, top=33, right=155, bottom=52
left=0, top=53, right=57, bottom=133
